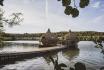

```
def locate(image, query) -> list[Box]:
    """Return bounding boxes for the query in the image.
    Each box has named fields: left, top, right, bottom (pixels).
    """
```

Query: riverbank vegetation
left=2, top=31, right=104, bottom=42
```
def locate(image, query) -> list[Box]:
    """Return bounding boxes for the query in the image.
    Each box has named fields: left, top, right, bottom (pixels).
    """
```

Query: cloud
left=92, top=15, right=104, bottom=24
left=92, top=1, right=100, bottom=8
left=86, top=15, right=104, bottom=32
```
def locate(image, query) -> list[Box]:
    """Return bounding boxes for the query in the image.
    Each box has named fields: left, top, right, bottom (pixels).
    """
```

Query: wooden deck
left=0, top=45, right=66, bottom=66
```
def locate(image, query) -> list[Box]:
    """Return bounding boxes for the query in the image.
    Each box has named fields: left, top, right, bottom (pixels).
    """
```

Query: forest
left=2, top=31, right=104, bottom=41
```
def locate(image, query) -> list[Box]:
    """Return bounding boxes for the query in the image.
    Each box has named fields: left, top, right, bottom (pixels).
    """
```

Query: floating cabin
left=63, top=30, right=78, bottom=48
left=40, top=29, right=59, bottom=47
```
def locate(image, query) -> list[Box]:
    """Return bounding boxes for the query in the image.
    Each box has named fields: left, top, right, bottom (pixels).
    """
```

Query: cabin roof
left=65, top=31, right=77, bottom=40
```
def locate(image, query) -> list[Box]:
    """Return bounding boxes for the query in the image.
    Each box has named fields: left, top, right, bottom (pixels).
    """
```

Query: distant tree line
left=2, top=31, right=104, bottom=41
left=3, top=33, right=43, bottom=41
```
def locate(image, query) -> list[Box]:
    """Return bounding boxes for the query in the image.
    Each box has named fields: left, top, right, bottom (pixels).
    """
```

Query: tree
left=58, top=0, right=89, bottom=18
left=0, top=0, right=3, bottom=6
left=0, top=0, right=90, bottom=18
left=0, top=8, right=23, bottom=30
left=0, top=0, right=23, bottom=46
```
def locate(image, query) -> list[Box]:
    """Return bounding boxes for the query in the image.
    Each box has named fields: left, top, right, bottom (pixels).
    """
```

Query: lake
left=0, top=41, right=104, bottom=70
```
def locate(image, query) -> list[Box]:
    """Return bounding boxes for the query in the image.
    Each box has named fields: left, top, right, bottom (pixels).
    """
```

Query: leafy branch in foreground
left=58, top=0, right=90, bottom=18
left=0, top=8, right=23, bottom=28
left=0, top=7, right=23, bottom=46
left=3, top=13, right=23, bottom=27
left=0, top=0, right=4, bottom=6
left=1, top=0, right=90, bottom=18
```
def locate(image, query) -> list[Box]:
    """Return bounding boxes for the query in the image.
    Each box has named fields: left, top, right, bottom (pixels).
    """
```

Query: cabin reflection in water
left=63, top=48, right=79, bottom=61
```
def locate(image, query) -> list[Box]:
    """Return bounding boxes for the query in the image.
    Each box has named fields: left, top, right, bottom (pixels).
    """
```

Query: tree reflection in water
left=70, top=62, right=86, bottom=70
left=94, top=41, right=104, bottom=55
left=44, top=52, right=67, bottom=70
left=43, top=48, right=87, bottom=70
left=94, top=40, right=104, bottom=70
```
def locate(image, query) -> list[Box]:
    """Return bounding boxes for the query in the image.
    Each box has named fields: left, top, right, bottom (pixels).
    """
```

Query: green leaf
left=62, top=0, right=71, bottom=6
left=71, top=8, right=79, bottom=18
left=64, top=6, right=73, bottom=15
left=79, top=0, right=89, bottom=8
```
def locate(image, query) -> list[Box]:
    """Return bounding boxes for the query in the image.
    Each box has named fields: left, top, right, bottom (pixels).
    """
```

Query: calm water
left=0, top=41, right=104, bottom=70
left=0, top=41, right=39, bottom=53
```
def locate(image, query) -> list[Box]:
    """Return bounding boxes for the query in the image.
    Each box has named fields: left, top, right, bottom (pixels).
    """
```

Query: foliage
left=94, top=42, right=104, bottom=55
left=70, top=62, right=86, bottom=70
left=48, top=55, right=67, bottom=70
left=4, top=13, right=23, bottom=27
left=0, top=31, right=4, bottom=46
left=45, top=54, right=86, bottom=70
left=0, top=8, right=23, bottom=28
left=0, top=0, right=90, bottom=18
left=2, top=31, right=104, bottom=42
left=58, top=0, right=90, bottom=18
left=0, top=4, right=23, bottom=45
left=0, top=0, right=4, bottom=6
left=0, top=8, right=4, bottom=32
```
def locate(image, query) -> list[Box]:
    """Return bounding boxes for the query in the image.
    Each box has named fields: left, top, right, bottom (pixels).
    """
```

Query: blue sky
left=2, top=0, right=104, bottom=33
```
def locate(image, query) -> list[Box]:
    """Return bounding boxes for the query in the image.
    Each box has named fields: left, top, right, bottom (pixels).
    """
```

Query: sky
left=2, top=0, right=104, bottom=33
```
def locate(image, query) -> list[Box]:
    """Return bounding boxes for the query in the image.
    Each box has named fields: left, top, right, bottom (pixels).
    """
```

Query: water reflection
left=45, top=55, right=67, bottom=70
left=94, top=41, right=104, bottom=55
left=63, top=48, right=79, bottom=61
left=70, top=62, right=86, bottom=70
left=43, top=51, right=58, bottom=64
left=0, top=41, right=104, bottom=70
left=0, top=41, right=39, bottom=53
left=43, top=50, right=86, bottom=70
left=43, top=52, right=68, bottom=70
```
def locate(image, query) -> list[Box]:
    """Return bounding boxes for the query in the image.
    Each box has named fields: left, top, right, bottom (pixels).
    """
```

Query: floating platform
left=0, top=45, right=66, bottom=66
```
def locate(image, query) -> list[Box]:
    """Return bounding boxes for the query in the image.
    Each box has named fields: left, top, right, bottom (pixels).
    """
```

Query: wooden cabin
left=63, top=30, right=78, bottom=48
left=40, top=29, right=59, bottom=47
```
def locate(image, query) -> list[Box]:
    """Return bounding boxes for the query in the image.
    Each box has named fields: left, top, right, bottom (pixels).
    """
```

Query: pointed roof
left=47, top=28, right=51, bottom=33
left=69, top=29, right=71, bottom=33
left=41, top=28, right=58, bottom=39
left=65, top=30, right=77, bottom=40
